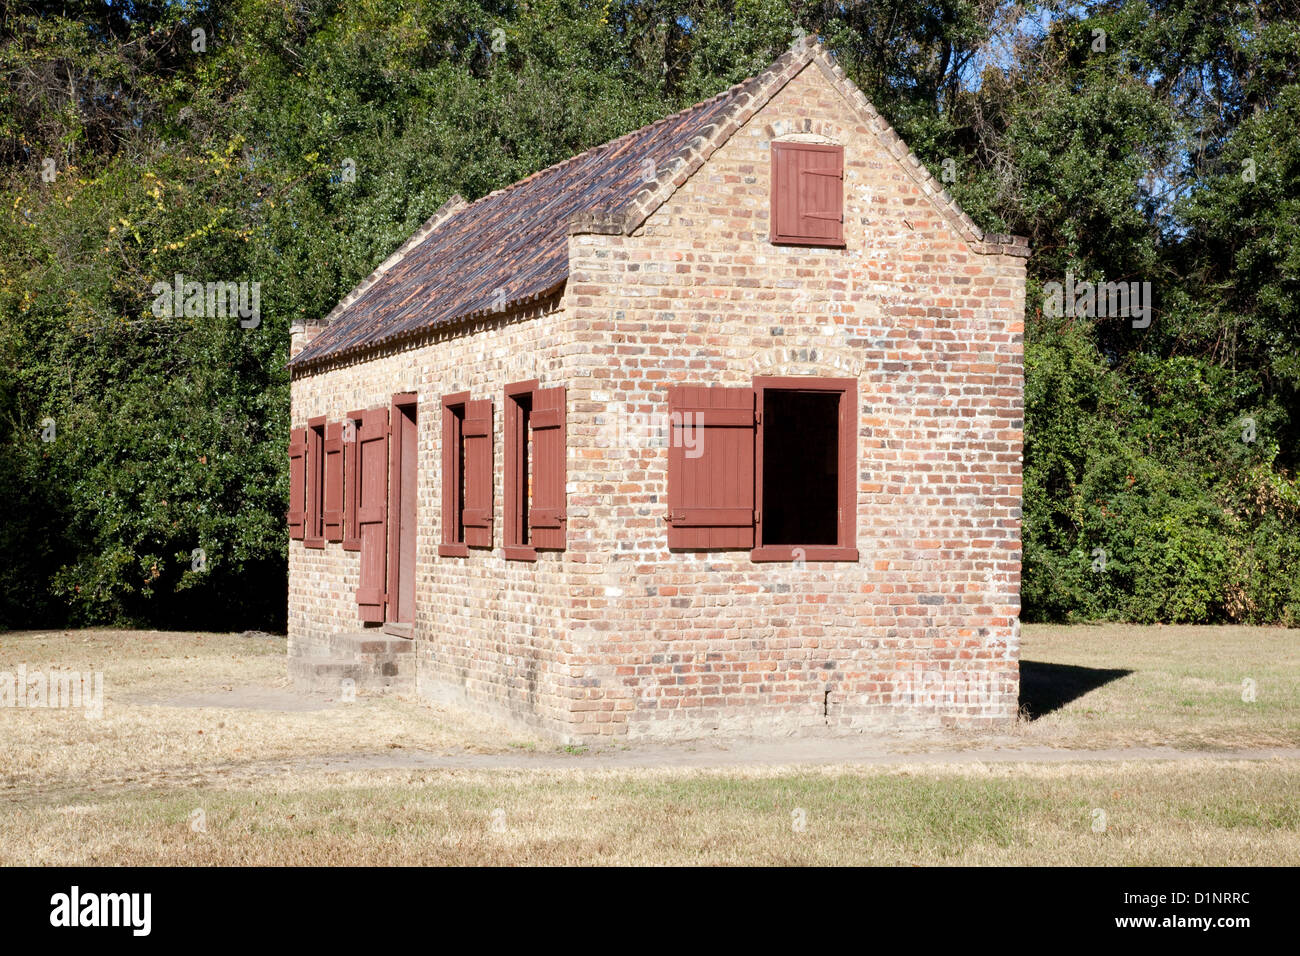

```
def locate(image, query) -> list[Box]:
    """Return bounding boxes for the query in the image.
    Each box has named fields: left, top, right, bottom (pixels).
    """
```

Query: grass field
left=0, top=625, right=1296, bottom=865
left=1013, top=623, right=1300, bottom=750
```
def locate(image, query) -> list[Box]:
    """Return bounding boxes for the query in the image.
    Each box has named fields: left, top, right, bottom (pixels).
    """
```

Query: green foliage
left=0, top=0, right=1297, bottom=629
left=1023, top=315, right=1300, bottom=624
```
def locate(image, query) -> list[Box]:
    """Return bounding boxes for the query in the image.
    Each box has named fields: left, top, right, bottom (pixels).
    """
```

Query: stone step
left=289, top=652, right=414, bottom=696
left=290, top=629, right=416, bottom=660
left=325, top=630, right=415, bottom=658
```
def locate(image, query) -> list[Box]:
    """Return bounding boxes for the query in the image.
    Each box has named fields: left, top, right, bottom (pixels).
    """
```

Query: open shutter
left=528, top=386, right=566, bottom=550
left=771, top=143, right=844, bottom=246
left=666, top=386, right=756, bottom=549
left=462, top=399, right=493, bottom=548
left=342, top=415, right=361, bottom=550
left=354, top=407, right=389, bottom=622
left=323, top=422, right=344, bottom=541
left=287, top=427, right=307, bottom=539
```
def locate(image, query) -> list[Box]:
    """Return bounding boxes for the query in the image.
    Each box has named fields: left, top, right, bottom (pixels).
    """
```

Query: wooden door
left=354, top=408, right=389, bottom=623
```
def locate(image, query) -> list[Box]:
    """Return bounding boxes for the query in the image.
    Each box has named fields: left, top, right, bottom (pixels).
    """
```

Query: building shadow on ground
left=1019, top=660, right=1133, bottom=720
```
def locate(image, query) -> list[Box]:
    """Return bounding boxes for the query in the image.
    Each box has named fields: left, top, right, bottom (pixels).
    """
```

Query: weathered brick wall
left=288, top=301, right=579, bottom=736
left=561, top=59, right=1024, bottom=738
left=289, top=53, right=1025, bottom=742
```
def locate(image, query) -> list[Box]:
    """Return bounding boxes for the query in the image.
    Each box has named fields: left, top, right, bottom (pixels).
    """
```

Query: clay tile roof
left=290, top=43, right=817, bottom=368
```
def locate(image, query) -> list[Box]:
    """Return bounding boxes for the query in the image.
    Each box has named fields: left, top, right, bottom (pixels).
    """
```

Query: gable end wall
left=562, top=60, right=1025, bottom=738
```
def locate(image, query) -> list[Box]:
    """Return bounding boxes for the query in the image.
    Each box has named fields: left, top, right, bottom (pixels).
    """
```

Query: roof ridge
left=451, top=58, right=777, bottom=214
left=573, top=36, right=820, bottom=235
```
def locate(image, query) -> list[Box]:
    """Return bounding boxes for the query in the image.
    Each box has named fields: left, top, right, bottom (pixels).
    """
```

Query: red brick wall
left=560, top=62, right=1024, bottom=739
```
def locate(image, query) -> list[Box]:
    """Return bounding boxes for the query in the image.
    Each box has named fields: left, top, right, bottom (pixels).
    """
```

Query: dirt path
left=277, top=742, right=1300, bottom=773
left=123, top=683, right=1300, bottom=776
left=18, top=742, right=1296, bottom=805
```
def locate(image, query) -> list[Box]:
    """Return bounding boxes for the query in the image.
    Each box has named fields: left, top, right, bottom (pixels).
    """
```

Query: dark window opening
left=442, top=400, right=466, bottom=547
left=390, top=399, right=418, bottom=625
left=761, top=390, right=840, bottom=546
left=306, top=419, right=326, bottom=547
left=512, top=392, right=532, bottom=548
left=503, top=380, right=564, bottom=558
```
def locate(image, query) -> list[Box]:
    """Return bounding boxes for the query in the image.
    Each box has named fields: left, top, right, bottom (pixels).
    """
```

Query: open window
left=440, top=392, right=493, bottom=556
left=504, top=380, right=566, bottom=560
left=752, top=378, right=856, bottom=561
left=342, top=413, right=362, bottom=551
left=386, top=393, right=418, bottom=631
left=304, top=417, right=326, bottom=548
left=353, top=406, right=389, bottom=623
left=770, top=142, right=845, bottom=247
left=323, top=421, right=344, bottom=542
left=666, top=377, right=856, bottom=561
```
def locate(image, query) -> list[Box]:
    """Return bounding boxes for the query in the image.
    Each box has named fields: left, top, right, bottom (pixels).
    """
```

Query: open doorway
left=387, top=394, right=418, bottom=631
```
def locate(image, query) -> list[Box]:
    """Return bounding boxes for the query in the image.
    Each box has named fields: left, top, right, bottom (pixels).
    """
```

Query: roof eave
left=288, top=280, right=566, bottom=375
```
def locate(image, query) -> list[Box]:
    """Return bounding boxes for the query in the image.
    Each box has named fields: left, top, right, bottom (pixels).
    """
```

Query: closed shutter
left=287, top=426, right=307, bottom=539
left=342, top=414, right=361, bottom=551
left=323, top=421, right=344, bottom=541
left=771, top=145, right=799, bottom=243
left=771, top=143, right=844, bottom=246
left=528, top=386, right=566, bottom=550
left=462, top=399, right=493, bottom=548
left=354, top=407, right=389, bottom=622
left=666, top=386, right=757, bottom=549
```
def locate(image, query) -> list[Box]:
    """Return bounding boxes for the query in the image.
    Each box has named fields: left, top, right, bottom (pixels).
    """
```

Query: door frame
left=383, top=392, right=419, bottom=637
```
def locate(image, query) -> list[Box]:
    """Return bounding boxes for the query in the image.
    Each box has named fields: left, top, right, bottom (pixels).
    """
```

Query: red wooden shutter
left=528, top=386, right=566, bottom=550
left=287, top=426, right=307, bottom=539
left=462, top=399, right=493, bottom=548
left=797, top=145, right=844, bottom=242
left=354, top=407, right=389, bottom=622
left=342, top=414, right=361, bottom=551
left=666, top=386, right=757, bottom=549
left=771, top=145, right=799, bottom=243
left=323, top=421, right=344, bottom=542
left=771, top=143, right=844, bottom=246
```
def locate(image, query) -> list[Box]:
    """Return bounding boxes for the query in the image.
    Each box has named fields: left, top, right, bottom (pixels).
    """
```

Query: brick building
left=285, top=38, right=1029, bottom=741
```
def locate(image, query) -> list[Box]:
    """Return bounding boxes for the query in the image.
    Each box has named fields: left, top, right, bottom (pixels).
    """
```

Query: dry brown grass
left=0, top=630, right=539, bottom=797
left=1011, top=623, right=1300, bottom=750
left=3, top=760, right=1295, bottom=866
left=1, top=625, right=1297, bottom=865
